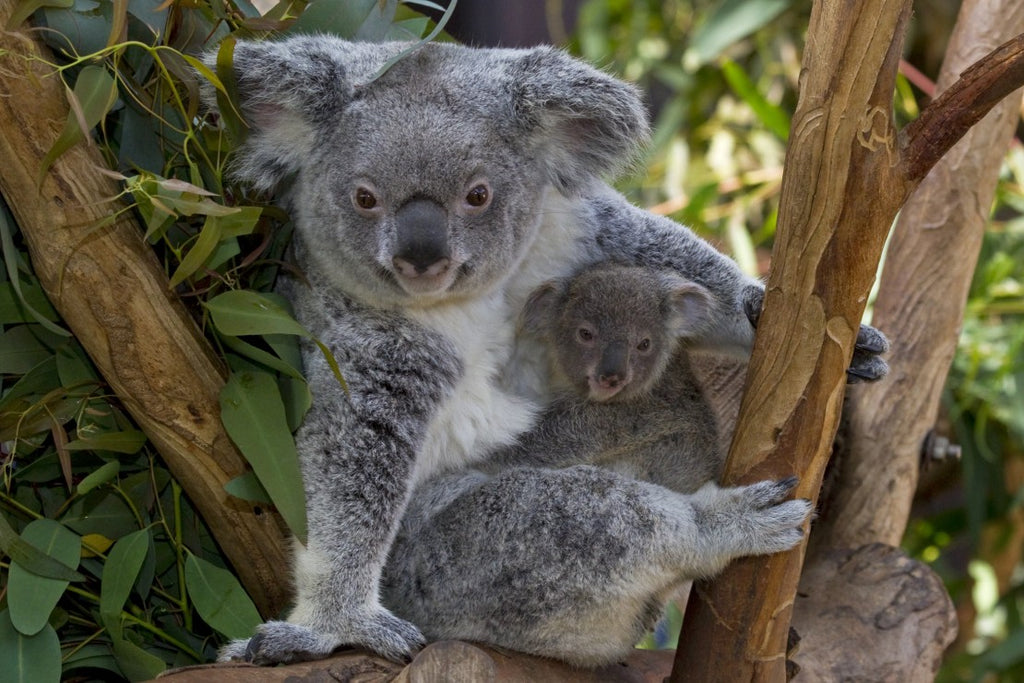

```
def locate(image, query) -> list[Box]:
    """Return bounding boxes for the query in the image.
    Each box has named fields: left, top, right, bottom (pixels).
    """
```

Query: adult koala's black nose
left=393, top=198, right=451, bottom=277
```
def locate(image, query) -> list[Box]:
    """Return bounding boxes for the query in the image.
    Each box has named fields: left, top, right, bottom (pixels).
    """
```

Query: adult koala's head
left=202, top=36, right=648, bottom=306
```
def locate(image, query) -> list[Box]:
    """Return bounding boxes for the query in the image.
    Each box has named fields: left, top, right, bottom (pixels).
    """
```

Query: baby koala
left=491, top=261, right=724, bottom=493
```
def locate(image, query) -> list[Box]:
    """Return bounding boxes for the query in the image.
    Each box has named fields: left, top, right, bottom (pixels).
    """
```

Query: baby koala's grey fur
left=491, top=262, right=723, bottom=491
left=379, top=263, right=809, bottom=666
left=200, top=35, right=887, bottom=667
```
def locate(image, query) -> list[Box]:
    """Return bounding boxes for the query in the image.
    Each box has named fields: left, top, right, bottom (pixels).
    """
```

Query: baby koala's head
left=522, top=262, right=713, bottom=402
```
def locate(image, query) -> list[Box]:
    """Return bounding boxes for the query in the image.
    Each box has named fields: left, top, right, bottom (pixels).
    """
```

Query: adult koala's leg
left=382, top=466, right=810, bottom=667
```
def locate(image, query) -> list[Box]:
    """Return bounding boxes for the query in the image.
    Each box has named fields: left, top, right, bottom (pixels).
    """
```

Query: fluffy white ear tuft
left=199, top=37, right=356, bottom=192
left=661, top=274, right=714, bottom=339
left=507, top=47, right=650, bottom=194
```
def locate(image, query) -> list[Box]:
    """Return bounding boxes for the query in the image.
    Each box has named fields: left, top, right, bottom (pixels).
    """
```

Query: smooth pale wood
left=0, top=7, right=289, bottom=615
left=815, top=0, right=1024, bottom=552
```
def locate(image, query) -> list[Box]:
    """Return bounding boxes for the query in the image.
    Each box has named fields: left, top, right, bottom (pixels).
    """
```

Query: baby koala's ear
left=661, top=274, right=714, bottom=339
left=519, top=280, right=564, bottom=335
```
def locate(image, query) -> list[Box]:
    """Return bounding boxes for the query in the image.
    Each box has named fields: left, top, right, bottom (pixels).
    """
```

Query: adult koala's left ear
left=506, top=47, right=650, bottom=194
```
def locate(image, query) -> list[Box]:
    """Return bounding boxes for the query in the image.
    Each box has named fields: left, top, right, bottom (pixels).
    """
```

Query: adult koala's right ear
left=506, top=47, right=651, bottom=194
left=200, top=37, right=355, bottom=192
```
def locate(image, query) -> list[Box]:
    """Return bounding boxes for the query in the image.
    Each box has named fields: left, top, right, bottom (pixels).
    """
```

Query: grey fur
left=491, top=262, right=724, bottom=491
left=201, top=36, right=885, bottom=666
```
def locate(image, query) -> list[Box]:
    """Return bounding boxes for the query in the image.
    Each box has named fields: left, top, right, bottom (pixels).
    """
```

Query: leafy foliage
left=0, top=1, right=451, bottom=680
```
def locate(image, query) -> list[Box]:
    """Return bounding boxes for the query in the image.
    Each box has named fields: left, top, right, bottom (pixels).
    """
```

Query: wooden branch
left=674, top=0, right=1024, bottom=677
left=151, top=641, right=677, bottom=683
left=790, top=544, right=957, bottom=681
left=0, top=6, right=290, bottom=616
left=815, top=0, right=1024, bottom=553
left=901, top=31, right=1024, bottom=183
left=672, top=3, right=917, bottom=678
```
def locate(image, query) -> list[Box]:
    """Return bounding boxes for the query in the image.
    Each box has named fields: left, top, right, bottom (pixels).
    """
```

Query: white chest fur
left=407, top=190, right=586, bottom=484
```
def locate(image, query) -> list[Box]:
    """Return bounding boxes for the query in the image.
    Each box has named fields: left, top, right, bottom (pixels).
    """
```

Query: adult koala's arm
left=575, top=190, right=890, bottom=379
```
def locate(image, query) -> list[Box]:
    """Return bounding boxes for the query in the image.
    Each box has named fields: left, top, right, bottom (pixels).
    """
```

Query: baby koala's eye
left=465, top=184, right=490, bottom=208
left=637, top=338, right=651, bottom=352
left=577, top=328, right=594, bottom=343
left=354, top=187, right=378, bottom=211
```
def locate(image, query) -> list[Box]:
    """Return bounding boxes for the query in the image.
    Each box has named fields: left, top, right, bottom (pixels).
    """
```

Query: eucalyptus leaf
left=224, top=471, right=272, bottom=505
left=206, top=290, right=310, bottom=337
left=61, top=490, right=137, bottom=538
left=65, top=429, right=147, bottom=454
left=105, top=622, right=167, bottom=681
left=0, top=513, right=84, bottom=582
left=684, top=0, right=794, bottom=70
left=184, top=553, right=262, bottom=639
left=0, top=325, right=56, bottom=374
left=5, top=0, right=73, bottom=30
left=39, top=65, right=120, bottom=182
left=77, top=460, right=121, bottom=494
left=100, top=529, right=151, bottom=621
left=0, top=611, right=61, bottom=683
left=219, top=371, right=307, bottom=541
left=8, top=519, right=81, bottom=635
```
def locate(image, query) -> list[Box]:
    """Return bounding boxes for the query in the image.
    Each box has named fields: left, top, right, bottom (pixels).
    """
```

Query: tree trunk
left=672, top=0, right=1024, bottom=679
left=813, top=0, right=1024, bottom=554
left=0, top=4, right=290, bottom=617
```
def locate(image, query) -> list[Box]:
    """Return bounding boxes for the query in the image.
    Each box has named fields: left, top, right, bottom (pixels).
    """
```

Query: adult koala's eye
left=465, top=184, right=490, bottom=208
left=353, top=187, right=378, bottom=211
left=577, top=328, right=594, bottom=343
left=637, top=339, right=651, bottom=352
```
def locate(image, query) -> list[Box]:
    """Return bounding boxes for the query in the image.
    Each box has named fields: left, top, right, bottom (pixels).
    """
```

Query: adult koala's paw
left=217, top=611, right=425, bottom=665
left=847, top=324, right=890, bottom=383
left=742, top=284, right=890, bottom=383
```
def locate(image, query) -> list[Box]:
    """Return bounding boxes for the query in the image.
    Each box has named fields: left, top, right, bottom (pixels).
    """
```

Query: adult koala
left=205, top=36, right=888, bottom=665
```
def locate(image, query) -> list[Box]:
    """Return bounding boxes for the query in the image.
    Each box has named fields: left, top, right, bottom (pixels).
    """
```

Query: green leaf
left=221, top=334, right=306, bottom=381
left=167, top=213, right=223, bottom=288
left=76, top=460, right=121, bottom=494
left=206, top=290, right=310, bottom=337
left=0, top=611, right=61, bottom=683
left=220, top=371, right=307, bottom=541
left=684, top=0, right=794, bottom=70
left=184, top=553, right=262, bottom=640
left=100, top=529, right=150, bottom=621
left=61, top=490, right=137, bottom=539
left=0, top=326, right=56, bottom=373
left=0, top=513, right=84, bottom=582
left=720, top=58, right=790, bottom=141
left=8, top=519, right=81, bottom=635
left=288, top=0, right=387, bottom=39
left=64, top=429, right=147, bottom=454
left=106, top=626, right=166, bottom=681
left=39, top=65, right=120, bottom=183
left=5, top=0, right=72, bottom=31
left=62, top=643, right=123, bottom=677
left=224, top=471, right=272, bottom=505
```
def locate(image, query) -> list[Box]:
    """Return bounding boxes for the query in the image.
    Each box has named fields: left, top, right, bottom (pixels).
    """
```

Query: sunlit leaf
left=720, top=58, right=790, bottom=141
left=684, top=0, right=794, bottom=70
left=8, top=519, right=81, bottom=635
left=220, top=371, right=307, bottom=541
left=39, top=66, right=120, bottom=183
left=5, top=0, right=72, bottom=31
left=76, top=461, right=121, bottom=494
left=168, top=215, right=222, bottom=288
left=184, top=553, right=262, bottom=639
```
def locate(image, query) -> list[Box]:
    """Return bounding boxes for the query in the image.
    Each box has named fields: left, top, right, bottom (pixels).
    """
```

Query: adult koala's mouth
left=382, top=259, right=471, bottom=298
